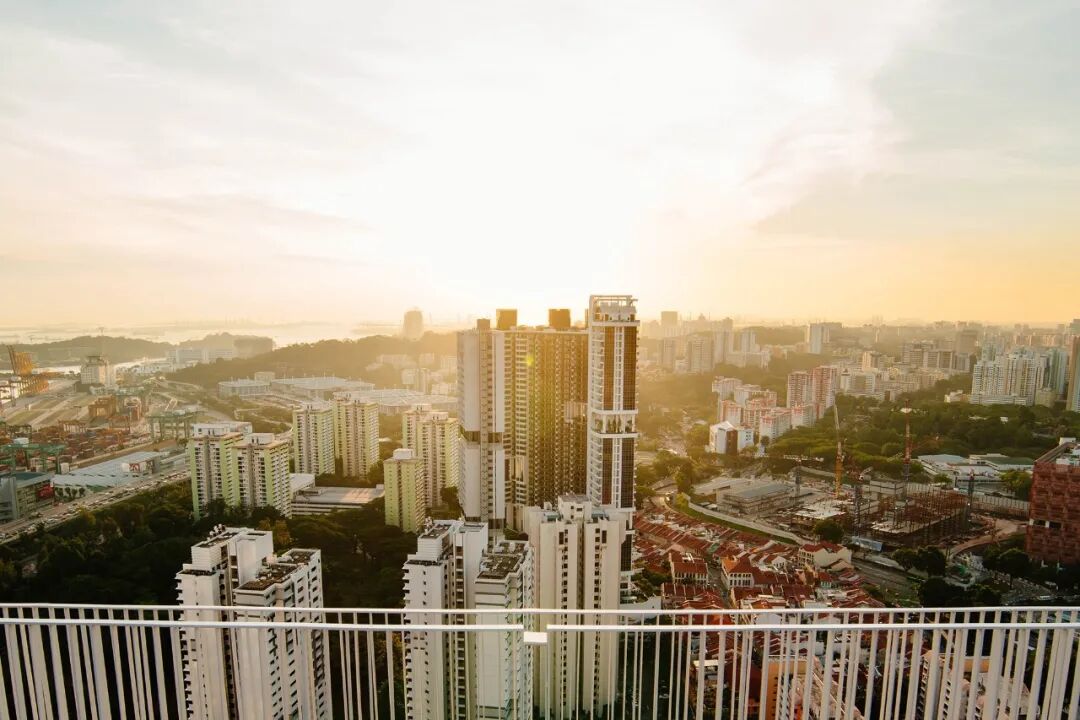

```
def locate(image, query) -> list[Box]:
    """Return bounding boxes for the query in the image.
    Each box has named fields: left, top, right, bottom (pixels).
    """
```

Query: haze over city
left=3, top=1, right=1078, bottom=326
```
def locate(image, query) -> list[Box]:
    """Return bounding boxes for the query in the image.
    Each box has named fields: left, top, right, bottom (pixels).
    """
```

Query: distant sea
left=0, top=322, right=381, bottom=348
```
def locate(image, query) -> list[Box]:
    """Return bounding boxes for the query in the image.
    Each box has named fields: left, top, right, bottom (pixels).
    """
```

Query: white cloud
left=0, top=1, right=942, bottom=323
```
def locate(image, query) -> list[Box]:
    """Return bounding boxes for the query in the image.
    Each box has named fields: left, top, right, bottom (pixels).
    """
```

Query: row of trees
left=768, top=391, right=1080, bottom=480
left=0, top=484, right=415, bottom=609
left=170, top=334, right=457, bottom=389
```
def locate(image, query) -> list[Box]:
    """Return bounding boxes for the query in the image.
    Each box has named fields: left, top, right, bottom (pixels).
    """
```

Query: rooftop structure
left=334, top=388, right=455, bottom=414
left=217, top=378, right=271, bottom=397
left=273, top=376, right=374, bottom=400
left=291, top=484, right=385, bottom=515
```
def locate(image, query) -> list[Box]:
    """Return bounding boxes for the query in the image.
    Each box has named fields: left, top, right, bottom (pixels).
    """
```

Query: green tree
left=919, top=577, right=958, bottom=606
left=996, top=548, right=1031, bottom=581
left=915, top=547, right=947, bottom=576
left=812, top=519, right=844, bottom=544
left=892, top=547, right=918, bottom=571
left=1000, top=470, right=1033, bottom=500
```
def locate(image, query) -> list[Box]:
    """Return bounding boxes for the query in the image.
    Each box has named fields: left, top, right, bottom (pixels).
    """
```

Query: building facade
left=1026, top=439, right=1080, bottom=564
left=292, top=401, right=336, bottom=476
left=385, top=447, right=426, bottom=533
left=333, top=396, right=380, bottom=479
left=402, top=520, right=533, bottom=720
left=235, top=433, right=292, bottom=517
left=402, top=403, right=460, bottom=507
left=523, top=496, right=629, bottom=718
left=1068, top=338, right=1080, bottom=412
left=457, top=309, right=590, bottom=526
left=187, top=421, right=252, bottom=519
left=176, top=527, right=330, bottom=720
left=80, top=355, right=116, bottom=388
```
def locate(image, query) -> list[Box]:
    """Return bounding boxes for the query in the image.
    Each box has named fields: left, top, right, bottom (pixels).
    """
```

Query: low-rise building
left=709, top=421, right=755, bottom=454
left=217, top=378, right=271, bottom=398
left=0, top=471, right=54, bottom=522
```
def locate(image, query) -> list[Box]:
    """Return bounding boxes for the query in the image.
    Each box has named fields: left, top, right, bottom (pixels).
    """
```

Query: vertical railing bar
left=1066, top=608, right=1080, bottom=720
left=964, top=611, right=983, bottom=720
left=46, top=613, right=70, bottom=720
left=713, top=625, right=724, bottom=720
left=799, top=625, right=813, bottom=720
left=757, top=629, right=768, bottom=720
left=844, top=620, right=859, bottom=720
left=981, top=610, right=1003, bottom=720
left=863, top=623, right=879, bottom=720
left=738, top=628, right=751, bottom=720
left=88, top=608, right=111, bottom=720
left=152, top=620, right=169, bottom=720
left=107, top=609, right=126, bottom=720
left=818, top=625, right=834, bottom=720
left=169, top=619, right=185, bottom=720
left=384, top=626, right=396, bottom=720
left=16, top=608, right=38, bottom=719
left=695, top=628, right=706, bottom=720
left=901, top=617, right=920, bottom=720
left=1025, top=610, right=1048, bottom=720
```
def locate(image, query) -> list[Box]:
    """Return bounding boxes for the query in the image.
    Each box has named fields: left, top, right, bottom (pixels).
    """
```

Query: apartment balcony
left=0, top=604, right=1077, bottom=719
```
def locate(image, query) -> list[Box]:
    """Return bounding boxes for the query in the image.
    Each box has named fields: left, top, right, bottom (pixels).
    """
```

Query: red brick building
left=1026, top=439, right=1080, bottom=565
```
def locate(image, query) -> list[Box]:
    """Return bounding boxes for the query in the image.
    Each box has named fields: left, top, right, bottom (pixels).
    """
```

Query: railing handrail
left=2, top=601, right=1078, bottom=616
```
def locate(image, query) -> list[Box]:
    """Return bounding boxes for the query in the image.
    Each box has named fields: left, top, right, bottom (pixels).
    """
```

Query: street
left=0, top=468, right=189, bottom=546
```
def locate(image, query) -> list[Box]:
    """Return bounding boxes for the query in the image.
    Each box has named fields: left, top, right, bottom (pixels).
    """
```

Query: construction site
left=704, top=405, right=987, bottom=551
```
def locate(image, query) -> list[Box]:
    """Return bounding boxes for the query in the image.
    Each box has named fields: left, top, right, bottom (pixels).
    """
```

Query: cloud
left=0, top=0, right=980, bottom=324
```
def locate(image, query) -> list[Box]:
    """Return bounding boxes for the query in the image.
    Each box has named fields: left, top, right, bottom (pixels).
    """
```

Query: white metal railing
left=0, top=604, right=1078, bottom=720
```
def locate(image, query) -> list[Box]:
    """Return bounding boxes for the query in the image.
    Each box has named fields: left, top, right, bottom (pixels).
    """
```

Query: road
left=853, top=557, right=915, bottom=598
left=0, top=468, right=189, bottom=546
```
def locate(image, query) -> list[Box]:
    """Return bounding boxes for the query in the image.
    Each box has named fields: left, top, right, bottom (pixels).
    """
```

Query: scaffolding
left=847, top=475, right=968, bottom=548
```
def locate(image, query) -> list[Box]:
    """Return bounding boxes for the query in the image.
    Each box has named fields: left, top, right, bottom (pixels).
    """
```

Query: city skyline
left=3, top=2, right=1079, bottom=325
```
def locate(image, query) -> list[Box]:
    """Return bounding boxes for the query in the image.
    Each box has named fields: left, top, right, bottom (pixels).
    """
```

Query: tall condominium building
left=79, top=355, right=116, bottom=388
left=504, top=318, right=588, bottom=509
left=759, top=408, right=792, bottom=441
left=805, top=323, right=830, bottom=354
left=187, top=421, right=252, bottom=519
left=333, top=395, right=380, bottom=478
left=458, top=308, right=589, bottom=526
left=403, top=308, right=425, bottom=340
left=685, top=333, right=714, bottom=374
left=524, top=495, right=630, bottom=717
left=810, top=366, right=838, bottom=417
left=660, top=336, right=677, bottom=371
left=1026, top=439, right=1080, bottom=564
left=585, top=295, right=638, bottom=511
left=1069, top=338, right=1080, bottom=412
left=402, top=403, right=460, bottom=506
left=971, top=349, right=1049, bottom=406
left=292, top=401, right=335, bottom=476
left=1045, top=346, right=1070, bottom=399
left=385, top=448, right=426, bottom=533
left=402, top=520, right=533, bottom=720
left=176, top=527, right=330, bottom=720
left=235, top=432, right=292, bottom=517
left=786, top=370, right=812, bottom=408
left=458, top=318, right=508, bottom=526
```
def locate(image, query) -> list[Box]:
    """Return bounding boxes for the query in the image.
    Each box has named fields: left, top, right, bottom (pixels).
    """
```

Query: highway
left=0, top=468, right=189, bottom=546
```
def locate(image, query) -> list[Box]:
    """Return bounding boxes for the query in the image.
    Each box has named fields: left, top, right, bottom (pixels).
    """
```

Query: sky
left=1, top=0, right=1078, bottom=328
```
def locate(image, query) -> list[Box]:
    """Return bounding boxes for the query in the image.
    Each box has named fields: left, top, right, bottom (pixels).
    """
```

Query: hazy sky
left=2, top=1, right=1077, bottom=327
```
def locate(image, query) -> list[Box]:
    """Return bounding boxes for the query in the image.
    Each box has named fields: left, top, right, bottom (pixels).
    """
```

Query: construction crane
left=833, top=403, right=844, bottom=498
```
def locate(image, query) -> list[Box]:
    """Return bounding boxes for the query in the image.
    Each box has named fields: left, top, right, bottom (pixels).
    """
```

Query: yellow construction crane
left=833, top=403, right=844, bottom=498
